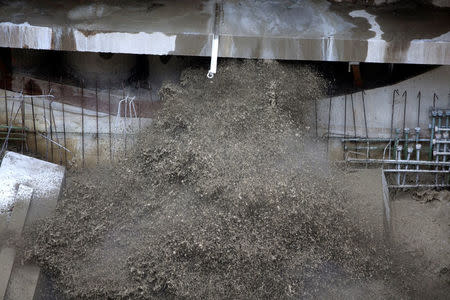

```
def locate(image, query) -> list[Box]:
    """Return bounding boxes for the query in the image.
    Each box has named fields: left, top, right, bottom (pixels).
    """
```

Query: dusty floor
left=18, top=60, right=450, bottom=299
left=389, top=190, right=450, bottom=298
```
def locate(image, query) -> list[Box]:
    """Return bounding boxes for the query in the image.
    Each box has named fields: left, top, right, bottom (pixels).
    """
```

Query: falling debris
left=412, top=189, right=450, bottom=203
left=22, top=60, right=412, bottom=299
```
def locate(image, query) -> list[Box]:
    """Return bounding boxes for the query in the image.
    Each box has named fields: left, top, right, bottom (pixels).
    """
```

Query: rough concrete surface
left=318, top=65, right=450, bottom=140
left=0, top=185, right=36, bottom=300
left=0, top=151, right=65, bottom=224
left=0, top=154, right=65, bottom=300
left=0, top=0, right=449, bottom=64
left=390, top=190, right=450, bottom=298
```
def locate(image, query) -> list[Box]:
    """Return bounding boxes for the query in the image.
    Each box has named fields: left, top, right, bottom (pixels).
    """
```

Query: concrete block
left=0, top=152, right=65, bottom=225
left=8, top=185, right=33, bottom=235
left=0, top=154, right=65, bottom=300
left=0, top=185, right=33, bottom=300
left=5, top=265, right=40, bottom=300
left=0, top=247, right=15, bottom=300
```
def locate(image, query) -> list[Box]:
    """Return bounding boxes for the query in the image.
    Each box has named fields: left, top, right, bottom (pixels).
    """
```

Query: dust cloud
left=24, top=60, right=401, bottom=299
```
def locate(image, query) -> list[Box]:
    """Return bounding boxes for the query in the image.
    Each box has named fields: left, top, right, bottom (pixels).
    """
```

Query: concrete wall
left=317, top=66, right=450, bottom=140
left=0, top=88, right=152, bottom=167
left=1, top=66, right=449, bottom=166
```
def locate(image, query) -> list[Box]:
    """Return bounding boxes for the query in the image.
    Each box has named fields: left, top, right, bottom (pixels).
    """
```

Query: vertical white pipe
left=207, top=35, right=219, bottom=79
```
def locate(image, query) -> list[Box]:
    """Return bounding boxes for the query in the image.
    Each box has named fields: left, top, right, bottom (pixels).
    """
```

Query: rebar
left=30, top=82, right=38, bottom=155
left=394, top=128, right=400, bottom=160
left=42, top=97, right=49, bottom=160
left=3, top=78, right=8, bottom=127
left=402, top=91, right=407, bottom=133
left=390, top=90, right=399, bottom=144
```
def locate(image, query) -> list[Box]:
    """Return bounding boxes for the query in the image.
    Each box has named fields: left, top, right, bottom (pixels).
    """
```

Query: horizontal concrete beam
left=0, top=0, right=449, bottom=64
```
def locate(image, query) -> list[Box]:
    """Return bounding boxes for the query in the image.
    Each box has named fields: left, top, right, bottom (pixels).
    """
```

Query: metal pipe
left=389, top=184, right=450, bottom=189
left=442, top=131, right=449, bottom=185
left=341, top=137, right=429, bottom=143
left=429, top=110, right=437, bottom=160
left=432, top=139, right=450, bottom=144
left=414, top=127, right=421, bottom=146
left=433, top=151, right=450, bottom=156
left=446, top=110, right=450, bottom=184
left=81, top=81, right=85, bottom=168
left=394, top=128, right=400, bottom=160
left=434, top=127, right=450, bottom=132
left=3, top=78, right=8, bottom=128
left=403, top=128, right=410, bottom=158
left=361, top=91, right=369, bottom=159
left=402, top=91, right=407, bottom=134
left=402, top=146, right=413, bottom=186
left=415, top=144, right=421, bottom=185
left=343, top=94, right=347, bottom=160
left=344, top=145, right=380, bottom=151
left=0, top=137, right=25, bottom=141
left=435, top=112, right=442, bottom=184
left=396, top=145, right=403, bottom=185
left=446, top=110, right=450, bottom=128
left=0, top=125, right=28, bottom=130
left=351, top=93, right=357, bottom=154
left=416, top=91, right=421, bottom=128
left=327, top=95, right=332, bottom=154
left=437, top=110, right=443, bottom=132
left=0, top=131, right=25, bottom=136
left=346, top=158, right=450, bottom=167
left=384, top=169, right=447, bottom=173
left=390, top=90, right=399, bottom=159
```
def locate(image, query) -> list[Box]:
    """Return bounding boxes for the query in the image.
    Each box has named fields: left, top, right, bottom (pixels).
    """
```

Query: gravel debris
left=23, top=60, right=396, bottom=299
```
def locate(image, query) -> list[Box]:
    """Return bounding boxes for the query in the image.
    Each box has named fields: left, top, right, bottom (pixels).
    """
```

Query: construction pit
left=0, top=1, right=450, bottom=299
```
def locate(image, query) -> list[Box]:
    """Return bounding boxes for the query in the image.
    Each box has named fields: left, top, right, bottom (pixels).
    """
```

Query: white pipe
left=207, top=34, right=219, bottom=79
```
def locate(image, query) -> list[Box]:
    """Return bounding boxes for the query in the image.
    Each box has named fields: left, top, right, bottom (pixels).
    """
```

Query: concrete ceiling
left=0, top=0, right=449, bottom=65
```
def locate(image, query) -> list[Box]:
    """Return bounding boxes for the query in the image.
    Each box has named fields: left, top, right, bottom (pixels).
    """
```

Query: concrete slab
left=0, top=154, right=65, bottom=300
left=0, top=152, right=65, bottom=225
left=0, top=247, right=15, bottom=300
left=0, top=0, right=448, bottom=64
left=8, top=185, right=33, bottom=235
left=5, top=265, right=41, bottom=300
left=0, top=185, right=33, bottom=300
